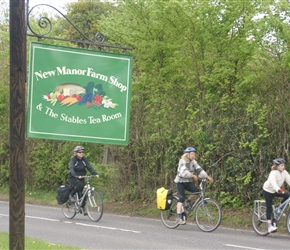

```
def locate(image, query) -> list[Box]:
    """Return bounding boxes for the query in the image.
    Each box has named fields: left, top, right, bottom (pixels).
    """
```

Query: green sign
left=27, top=42, right=132, bottom=145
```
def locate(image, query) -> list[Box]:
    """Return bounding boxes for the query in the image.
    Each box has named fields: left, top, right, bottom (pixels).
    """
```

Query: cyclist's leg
left=185, top=182, right=199, bottom=203
left=277, top=191, right=290, bottom=204
left=263, top=190, right=277, bottom=232
left=68, top=177, right=84, bottom=197
left=176, top=182, right=186, bottom=224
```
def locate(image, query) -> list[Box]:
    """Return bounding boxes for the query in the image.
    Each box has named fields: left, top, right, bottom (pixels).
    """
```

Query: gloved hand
left=207, top=176, right=214, bottom=183
left=278, top=188, right=285, bottom=194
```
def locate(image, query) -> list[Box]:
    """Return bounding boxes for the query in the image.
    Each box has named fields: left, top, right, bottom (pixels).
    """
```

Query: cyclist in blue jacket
left=174, top=146, right=213, bottom=225
left=68, top=146, right=99, bottom=202
left=263, top=158, right=290, bottom=233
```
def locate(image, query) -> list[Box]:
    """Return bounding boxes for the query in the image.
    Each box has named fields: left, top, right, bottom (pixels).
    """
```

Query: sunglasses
left=77, top=151, right=84, bottom=153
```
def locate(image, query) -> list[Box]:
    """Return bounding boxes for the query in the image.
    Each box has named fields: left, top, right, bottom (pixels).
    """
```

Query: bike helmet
left=273, top=158, right=286, bottom=165
left=184, top=147, right=196, bottom=153
left=74, top=146, right=84, bottom=152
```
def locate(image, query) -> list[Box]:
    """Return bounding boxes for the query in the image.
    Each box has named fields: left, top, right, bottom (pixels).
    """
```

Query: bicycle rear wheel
left=195, top=198, right=221, bottom=232
left=61, top=200, right=76, bottom=219
left=251, top=206, right=269, bottom=236
left=160, top=196, right=180, bottom=229
left=86, top=190, right=103, bottom=222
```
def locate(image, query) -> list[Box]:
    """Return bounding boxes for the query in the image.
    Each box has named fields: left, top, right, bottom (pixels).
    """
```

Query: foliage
left=98, top=0, right=290, bottom=204
left=0, top=22, right=9, bottom=184
left=62, top=0, right=114, bottom=48
left=26, top=139, right=104, bottom=190
left=1, top=0, right=290, bottom=209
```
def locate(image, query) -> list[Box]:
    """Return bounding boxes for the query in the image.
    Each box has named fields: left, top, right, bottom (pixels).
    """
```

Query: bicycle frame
left=253, top=196, right=290, bottom=223
left=74, top=176, right=95, bottom=212
left=252, top=194, right=290, bottom=236
left=185, top=179, right=207, bottom=214
left=253, top=200, right=267, bottom=222
left=272, top=195, right=290, bottom=221
left=160, top=178, right=221, bottom=232
left=62, top=175, right=103, bottom=222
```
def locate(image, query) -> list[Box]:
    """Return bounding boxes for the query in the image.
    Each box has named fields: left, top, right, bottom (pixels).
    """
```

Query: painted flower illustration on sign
left=43, top=81, right=117, bottom=109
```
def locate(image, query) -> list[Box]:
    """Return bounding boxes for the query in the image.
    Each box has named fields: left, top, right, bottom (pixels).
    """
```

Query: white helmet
left=273, top=158, right=286, bottom=165
left=74, top=146, right=84, bottom=152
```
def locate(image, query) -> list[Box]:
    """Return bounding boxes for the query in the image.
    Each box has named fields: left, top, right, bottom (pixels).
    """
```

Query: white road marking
left=76, top=222, right=141, bottom=233
left=26, top=215, right=59, bottom=222
left=225, top=244, right=266, bottom=250
left=63, top=221, right=73, bottom=224
left=0, top=213, right=141, bottom=234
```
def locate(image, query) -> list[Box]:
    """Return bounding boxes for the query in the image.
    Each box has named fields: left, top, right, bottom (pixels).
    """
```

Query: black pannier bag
left=165, top=188, right=173, bottom=210
left=56, top=184, right=72, bottom=205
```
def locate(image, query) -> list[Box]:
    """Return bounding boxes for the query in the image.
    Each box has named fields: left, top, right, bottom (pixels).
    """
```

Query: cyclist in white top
left=263, top=158, right=290, bottom=233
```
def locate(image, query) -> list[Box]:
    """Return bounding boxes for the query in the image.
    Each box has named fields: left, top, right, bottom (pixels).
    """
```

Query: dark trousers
left=176, top=182, right=199, bottom=203
left=68, top=177, right=85, bottom=197
left=263, top=190, right=289, bottom=220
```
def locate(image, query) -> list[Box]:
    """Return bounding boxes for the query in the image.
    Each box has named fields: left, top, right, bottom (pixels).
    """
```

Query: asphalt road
left=0, top=201, right=290, bottom=249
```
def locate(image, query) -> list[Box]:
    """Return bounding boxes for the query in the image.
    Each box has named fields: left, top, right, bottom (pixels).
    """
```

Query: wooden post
left=9, top=0, right=26, bottom=249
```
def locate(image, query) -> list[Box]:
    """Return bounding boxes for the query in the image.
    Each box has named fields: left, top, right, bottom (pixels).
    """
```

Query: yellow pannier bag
left=156, top=187, right=173, bottom=210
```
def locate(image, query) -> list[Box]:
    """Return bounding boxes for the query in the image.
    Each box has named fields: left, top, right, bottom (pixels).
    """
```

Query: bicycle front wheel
left=285, top=211, right=290, bottom=234
left=86, top=190, right=103, bottom=222
left=160, top=196, right=180, bottom=229
left=195, top=198, right=222, bottom=232
left=61, top=200, right=76, bottom=219
left=251, top=206, right=269, bottom=236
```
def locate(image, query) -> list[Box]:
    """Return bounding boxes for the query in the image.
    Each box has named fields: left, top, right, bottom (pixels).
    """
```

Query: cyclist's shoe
left=82, top=206, right=88, bottom=216
left=82, top=205, right=88, bottom=216
left=177, top=218, right=186, bottom=225
left=69, top=194, right=76, bottom=202
left=268, top=225, right=277, bottom=233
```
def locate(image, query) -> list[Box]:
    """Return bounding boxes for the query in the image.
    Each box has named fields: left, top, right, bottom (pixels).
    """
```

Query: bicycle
left=251, top=195, right=290, bottom=236
left=160, top=179, right=222, bottom=232
left=61, top=175, right=103, bottom=222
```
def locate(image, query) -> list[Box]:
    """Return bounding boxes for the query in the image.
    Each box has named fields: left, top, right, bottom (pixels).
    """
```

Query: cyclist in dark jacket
left=68, top=146, right=99, bottom=201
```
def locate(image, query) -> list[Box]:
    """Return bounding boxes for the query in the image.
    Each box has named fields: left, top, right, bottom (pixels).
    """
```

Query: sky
left=28, top=0, right=78, bottom=13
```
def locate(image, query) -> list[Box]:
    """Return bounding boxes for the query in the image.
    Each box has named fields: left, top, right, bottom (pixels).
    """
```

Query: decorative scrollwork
left=27, top=4, right=61, bottom=38
left=37, top=16, right=51, bottom=36
left=95, top=32, right=105, bottom=44
left=26, top=4, right=131, bottom=51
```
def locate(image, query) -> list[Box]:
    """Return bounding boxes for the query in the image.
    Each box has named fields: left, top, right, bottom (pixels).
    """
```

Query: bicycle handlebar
left=76, top=175, right=98, bottom=179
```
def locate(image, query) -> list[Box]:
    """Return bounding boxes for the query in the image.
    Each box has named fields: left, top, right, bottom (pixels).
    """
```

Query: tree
left=61, top=0, right=114, bottom=48
left=98, top=0, right=290, bottom=204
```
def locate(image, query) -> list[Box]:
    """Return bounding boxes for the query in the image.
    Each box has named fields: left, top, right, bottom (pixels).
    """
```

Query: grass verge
left=0, top=232, right=81, bottom=250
